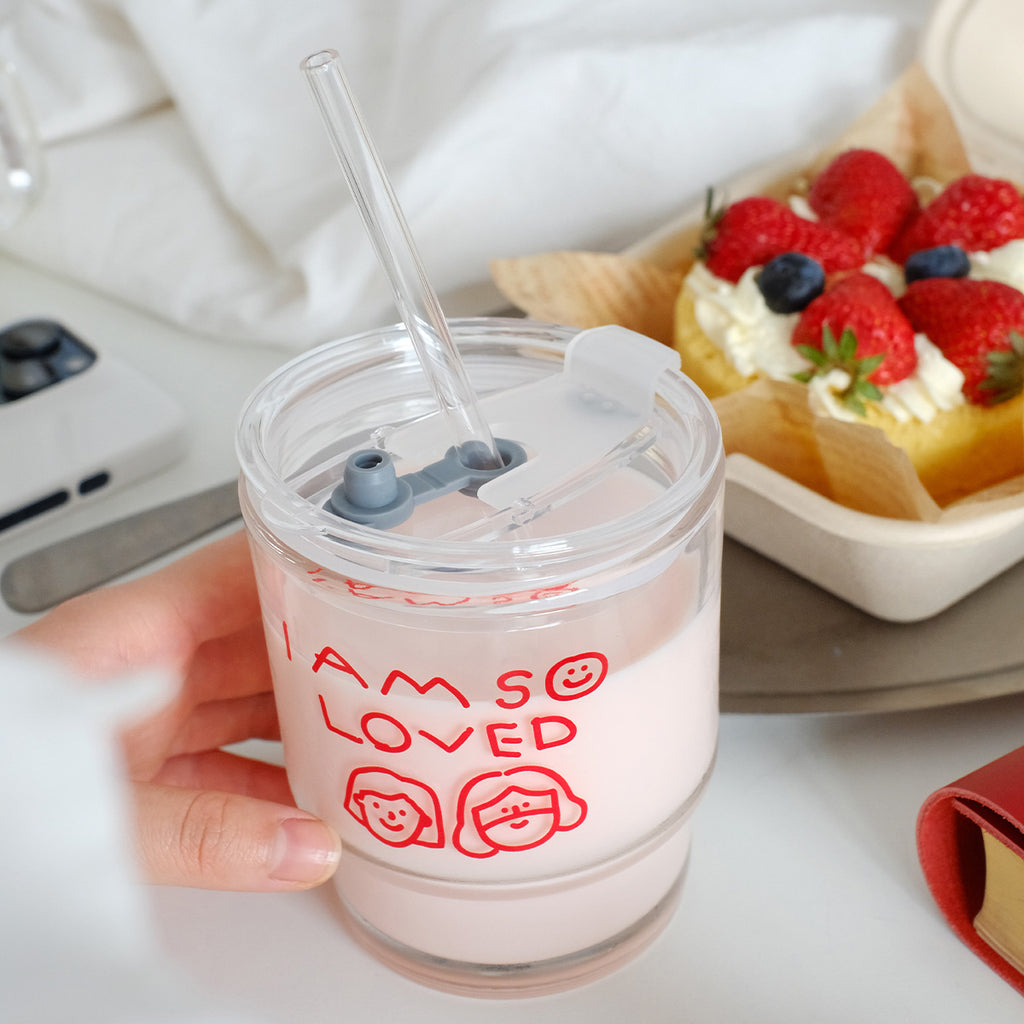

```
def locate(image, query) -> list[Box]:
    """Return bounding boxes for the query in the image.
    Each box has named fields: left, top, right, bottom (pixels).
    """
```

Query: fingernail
left=269, top=817, right=341, bottom=885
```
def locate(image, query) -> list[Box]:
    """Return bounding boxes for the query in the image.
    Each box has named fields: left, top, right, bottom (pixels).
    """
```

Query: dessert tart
left=675, top=149, right=1024, bottom=506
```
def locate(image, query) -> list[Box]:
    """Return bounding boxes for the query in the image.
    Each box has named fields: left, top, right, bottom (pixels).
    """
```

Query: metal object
left=0, top=479, right=241, bottom=613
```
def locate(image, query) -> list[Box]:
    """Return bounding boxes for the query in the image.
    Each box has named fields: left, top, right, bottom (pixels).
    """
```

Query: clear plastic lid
left=237, top=318, right=723, bottom=597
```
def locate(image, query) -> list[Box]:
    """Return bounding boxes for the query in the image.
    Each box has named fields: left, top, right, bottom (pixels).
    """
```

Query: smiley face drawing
left=344, top=767, right=444, bottom=848
left=453, top=766, right=587, bottom=858
left=544, top=651, right=608, bottom=701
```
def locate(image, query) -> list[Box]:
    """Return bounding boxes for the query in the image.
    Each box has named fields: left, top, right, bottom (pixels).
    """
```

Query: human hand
left=13, top=530, right=340, bottom=892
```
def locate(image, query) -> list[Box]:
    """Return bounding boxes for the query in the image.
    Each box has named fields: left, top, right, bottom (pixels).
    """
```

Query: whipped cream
left=687, top=263, right=805, bottom=379
left=788, top=195, right=816, bottom=221
left=970, top=238, right=1024, bottom=291
left=861, top=255, right=905, bottom=296
left=879, top=334, right=965, bottom=423
left=812, top=335, right=966, bottom=424
left=684, top=262, right=965, bottom=423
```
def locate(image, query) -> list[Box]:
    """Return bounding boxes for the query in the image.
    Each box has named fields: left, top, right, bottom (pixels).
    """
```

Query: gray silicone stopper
left=325, top=438, right=526, bottom=529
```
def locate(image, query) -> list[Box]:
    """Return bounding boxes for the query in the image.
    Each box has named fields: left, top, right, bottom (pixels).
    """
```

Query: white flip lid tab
left=386, top=325, right=680, bottom=513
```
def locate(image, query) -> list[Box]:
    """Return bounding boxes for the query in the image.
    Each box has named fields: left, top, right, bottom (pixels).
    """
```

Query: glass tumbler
left=236, top=318, right=724, bottom=996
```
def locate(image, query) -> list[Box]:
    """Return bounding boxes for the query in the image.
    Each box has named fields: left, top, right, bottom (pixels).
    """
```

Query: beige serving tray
left=721, top=455, right=1024, bottom=623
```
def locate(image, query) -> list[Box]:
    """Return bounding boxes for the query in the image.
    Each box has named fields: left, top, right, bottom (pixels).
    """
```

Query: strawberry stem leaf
left=792, top=325, right=885, bottom=417
left=979, top=330, right=1024, bottom=405
left=696, top=187, right=725, bottom=261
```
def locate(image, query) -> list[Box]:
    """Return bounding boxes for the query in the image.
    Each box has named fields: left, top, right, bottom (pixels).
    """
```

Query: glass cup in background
left=0, top=58, right=42, bottom=230
left=236, top=318, right=725, bottom=997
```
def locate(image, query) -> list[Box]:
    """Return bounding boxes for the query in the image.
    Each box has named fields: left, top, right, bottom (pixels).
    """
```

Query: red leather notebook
left=917, top=744, right=1024, bottom=996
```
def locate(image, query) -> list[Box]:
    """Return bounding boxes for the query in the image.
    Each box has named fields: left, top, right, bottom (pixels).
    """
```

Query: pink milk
left=237, top=318, right=724, bottom=996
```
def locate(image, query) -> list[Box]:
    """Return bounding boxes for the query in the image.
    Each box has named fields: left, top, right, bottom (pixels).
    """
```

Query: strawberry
left=699, top=193, right=862, bottom=283
left=791, top=272, right=918, bottom=407
left=807, top=148, right=919, bottom=259
left=889, top=174, right=1024, bottom=263
left=898, top=277, right=1024, bottom=404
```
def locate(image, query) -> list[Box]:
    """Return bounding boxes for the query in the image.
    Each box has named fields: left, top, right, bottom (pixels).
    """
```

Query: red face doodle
left=472, top=785, right=559, bottom=850
left=544, top=651, right=608, bottom=701
left=453, top=766, right=587, bottom=858
left=344, top=767, right=444, bottom=848
left=357, top=792, right=430, bottom=845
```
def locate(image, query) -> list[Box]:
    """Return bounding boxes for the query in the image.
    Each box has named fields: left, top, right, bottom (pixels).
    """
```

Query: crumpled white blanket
left=0, top=0, right=931, bottom=351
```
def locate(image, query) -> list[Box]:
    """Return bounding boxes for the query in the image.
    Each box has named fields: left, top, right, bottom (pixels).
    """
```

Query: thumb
left=133, top=783, right=341, bottom=891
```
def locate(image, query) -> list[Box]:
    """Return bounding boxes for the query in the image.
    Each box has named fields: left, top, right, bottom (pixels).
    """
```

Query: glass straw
left=302, top=49, right=503, bottom=471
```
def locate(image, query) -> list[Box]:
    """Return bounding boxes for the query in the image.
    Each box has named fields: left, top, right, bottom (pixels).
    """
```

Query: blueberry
left=756, top=253, right=826, bottom=313
left=904, top=245, right=970, bottom=283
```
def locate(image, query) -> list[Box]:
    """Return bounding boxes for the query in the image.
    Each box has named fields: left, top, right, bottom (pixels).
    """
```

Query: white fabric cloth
left=0, top=644, right=258, bottom=1022
left=0, top=0, right=933, bottom=350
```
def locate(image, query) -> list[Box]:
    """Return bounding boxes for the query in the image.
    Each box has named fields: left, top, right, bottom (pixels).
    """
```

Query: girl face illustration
left=454, top=766, right=588, bottom=858
left=472, top=785, right=559, bottom=852
left=354, top=790, right=431, bottom=846
left=344, top=767, right=445, bottom=849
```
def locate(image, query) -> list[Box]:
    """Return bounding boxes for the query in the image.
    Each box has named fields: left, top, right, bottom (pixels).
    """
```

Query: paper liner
left=713, top=378, right=944, bottom=521
left=490, top=64, right=1024, bottom=523
left=489, top=250, right=683, bottom=348
left=802, top=63, right=972, bottom=183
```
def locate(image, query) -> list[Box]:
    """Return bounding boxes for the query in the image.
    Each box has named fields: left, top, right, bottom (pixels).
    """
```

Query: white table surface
left=2, top=253, right=1023, bottom=1022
